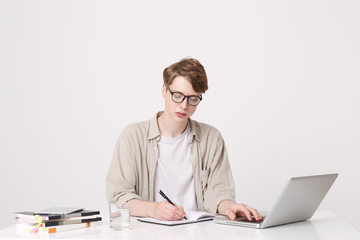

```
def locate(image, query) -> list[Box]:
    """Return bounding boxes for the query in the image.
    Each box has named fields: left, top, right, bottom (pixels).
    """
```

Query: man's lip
left=176, top=112, right=186, bottom=117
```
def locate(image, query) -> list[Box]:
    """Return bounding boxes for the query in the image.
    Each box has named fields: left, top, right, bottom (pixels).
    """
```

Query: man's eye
left=189, top=97, right=200, bottom=104
left=173, top=94, right=183, bottom=99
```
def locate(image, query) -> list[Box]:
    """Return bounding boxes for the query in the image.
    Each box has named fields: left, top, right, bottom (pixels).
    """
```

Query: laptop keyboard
left=235, top=216, right=264, bottom=223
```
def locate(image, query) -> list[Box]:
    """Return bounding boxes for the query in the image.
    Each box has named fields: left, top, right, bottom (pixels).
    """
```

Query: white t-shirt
left=154, top=124, right=198, bottom=211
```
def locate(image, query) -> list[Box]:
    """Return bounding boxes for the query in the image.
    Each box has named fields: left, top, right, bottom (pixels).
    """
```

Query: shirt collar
left=148, top=111, right=200, bottom=143
left=148, top=112, right=162, bottom=141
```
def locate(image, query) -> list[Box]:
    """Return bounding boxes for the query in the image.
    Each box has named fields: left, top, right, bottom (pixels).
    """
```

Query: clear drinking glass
left=109, top=203, right=130, bottom=231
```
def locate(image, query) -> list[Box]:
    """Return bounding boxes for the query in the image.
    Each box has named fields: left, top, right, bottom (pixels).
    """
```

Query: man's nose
left=180, top=97, right=189, bottom=109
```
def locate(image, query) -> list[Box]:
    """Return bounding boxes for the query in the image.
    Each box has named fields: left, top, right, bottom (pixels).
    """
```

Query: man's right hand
left=127, top=199, right=186, bottom=221
left=152, top=201, right=186, bottom=220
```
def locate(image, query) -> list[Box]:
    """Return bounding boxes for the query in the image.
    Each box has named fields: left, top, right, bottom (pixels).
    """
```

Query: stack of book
left=15, top=207, right=102, bottom=235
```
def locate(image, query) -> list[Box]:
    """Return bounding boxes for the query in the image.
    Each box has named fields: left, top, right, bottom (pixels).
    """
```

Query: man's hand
left=128, top=199, right=186, bottom=221
left=152, top=201, right=186, bottom=221
left=218, top=200, right=263, bottom=221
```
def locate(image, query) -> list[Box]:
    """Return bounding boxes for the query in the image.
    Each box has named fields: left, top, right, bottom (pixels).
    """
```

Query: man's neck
left=157, top=112, right=188, bottom=138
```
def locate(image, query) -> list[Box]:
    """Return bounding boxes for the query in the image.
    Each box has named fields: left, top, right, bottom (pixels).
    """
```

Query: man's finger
left=241, top=208, right=252, bottom=221
left=250, top=208, right=262, bottom=221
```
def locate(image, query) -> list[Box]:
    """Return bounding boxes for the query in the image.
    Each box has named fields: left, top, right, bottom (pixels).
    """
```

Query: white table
left=0, top=211, right=359, bottom=240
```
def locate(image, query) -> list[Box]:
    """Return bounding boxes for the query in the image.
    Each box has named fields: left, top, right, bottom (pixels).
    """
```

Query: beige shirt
left=106, top=112, right=236, bottom=214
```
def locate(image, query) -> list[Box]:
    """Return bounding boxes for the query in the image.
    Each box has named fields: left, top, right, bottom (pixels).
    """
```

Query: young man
left=106, top=58, right=262, bottom=222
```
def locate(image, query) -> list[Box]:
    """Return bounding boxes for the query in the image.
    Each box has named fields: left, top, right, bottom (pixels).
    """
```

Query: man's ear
left=162, top=84, right=167, bottom=98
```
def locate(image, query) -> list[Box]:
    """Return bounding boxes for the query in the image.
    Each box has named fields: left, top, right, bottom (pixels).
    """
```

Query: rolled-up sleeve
left=106, top=127, right=143, bottom=206
left=201, top=129, right=236, bottom=213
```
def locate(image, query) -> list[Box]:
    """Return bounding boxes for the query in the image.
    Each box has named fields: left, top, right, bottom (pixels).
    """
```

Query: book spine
left=16, top=222, right=99, bottom=234
left=15, top=214, right=60, bottom=221
left=42, top=217, right=102, bottom=227
left=65, top=210, right=101, bottom=218
left=46, top=222, right=93, bottom=234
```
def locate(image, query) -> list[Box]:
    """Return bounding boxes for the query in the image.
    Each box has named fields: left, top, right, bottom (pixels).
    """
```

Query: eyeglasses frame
left=167, top=88, right=203, bottom=106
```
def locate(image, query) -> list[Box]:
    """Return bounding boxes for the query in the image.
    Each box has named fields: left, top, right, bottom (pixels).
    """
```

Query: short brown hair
left=163, top=58, right=208, bottom=93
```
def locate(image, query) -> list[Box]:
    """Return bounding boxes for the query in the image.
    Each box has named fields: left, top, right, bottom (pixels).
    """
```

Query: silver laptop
left=214, top=173, right=338, bottom=229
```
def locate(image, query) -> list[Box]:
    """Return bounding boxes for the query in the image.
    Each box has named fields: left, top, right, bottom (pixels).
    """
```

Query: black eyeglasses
left=168, top=88, right=202, bottom=106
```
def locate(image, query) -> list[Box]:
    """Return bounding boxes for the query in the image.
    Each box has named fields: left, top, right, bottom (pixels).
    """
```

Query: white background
left=1, top=0, right=359, bottom=231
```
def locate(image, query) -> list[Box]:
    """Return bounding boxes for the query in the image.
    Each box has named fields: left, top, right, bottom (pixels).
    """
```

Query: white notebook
left=137, top=211, right=215, bottom=226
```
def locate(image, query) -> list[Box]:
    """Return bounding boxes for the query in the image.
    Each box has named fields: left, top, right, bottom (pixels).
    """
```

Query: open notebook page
left=137, top=211, right=215, bottom=226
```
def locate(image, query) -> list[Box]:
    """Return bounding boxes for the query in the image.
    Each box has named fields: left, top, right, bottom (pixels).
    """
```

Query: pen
left=159, top=190, right=187, bottom=220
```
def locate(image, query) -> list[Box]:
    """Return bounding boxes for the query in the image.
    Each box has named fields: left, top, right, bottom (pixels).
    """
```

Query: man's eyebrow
left=172, top=89, right=201, bottom=97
